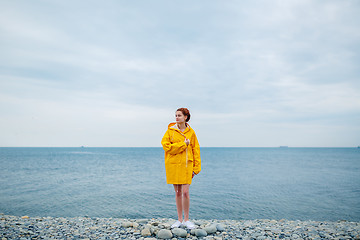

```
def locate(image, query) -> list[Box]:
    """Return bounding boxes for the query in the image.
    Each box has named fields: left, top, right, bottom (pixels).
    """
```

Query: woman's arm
left=161, top=130, right=187, bottom=154
left=192, top=132, right=201, bottom=175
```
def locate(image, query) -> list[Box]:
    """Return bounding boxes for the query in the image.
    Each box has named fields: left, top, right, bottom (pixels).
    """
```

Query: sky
left=0, top=0, right=359, bottom=147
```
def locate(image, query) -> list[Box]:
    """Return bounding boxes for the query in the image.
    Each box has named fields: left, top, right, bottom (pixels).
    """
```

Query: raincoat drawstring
left=178, top=131, right=189, bottom=168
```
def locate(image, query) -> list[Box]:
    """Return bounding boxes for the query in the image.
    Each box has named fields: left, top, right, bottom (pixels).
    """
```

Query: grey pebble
left=121, top=222, right=133, bottom=228
left=203, top=224, right=217, bottom=234
left=216, top=223, right=226, bottom=231
left=194, top=229, right=208, bottom=237
left=157, top=229, right=173, bottom=239
left=140, top=228, right=151, bottom=237
left=136, top=219, right=148, bottom=224
left=171, top=227, right=187, bottom=237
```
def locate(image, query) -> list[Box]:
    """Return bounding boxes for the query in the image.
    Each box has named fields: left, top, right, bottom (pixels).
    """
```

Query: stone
left=216, top=224, right=226, bottom=231
left=291, top=233, right=300, bottom=238
left=204, top=224, right=217, bottom=234
left=136, top=219, right=148, bottom=224
left=171, top=228, right=187, bottom=237
left=132, top=222, right=139, bottom=228
left=195, top=229, right=208, bottom=237
left=157, top=229, right=173, bottom=239
left=194, top=220, right=204, bottom=226
left=141, top=228, right=151, bottom=237
left=21, top=216, right=29, bottom=219
left=122, top=222, right=133, bottom=228
left=144, top=224, right=152, bottom=229
left=161, top=223, right=171, bottom=229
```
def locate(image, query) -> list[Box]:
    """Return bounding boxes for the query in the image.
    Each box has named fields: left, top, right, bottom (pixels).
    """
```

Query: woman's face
left=175, top=111, right=186, bottom=123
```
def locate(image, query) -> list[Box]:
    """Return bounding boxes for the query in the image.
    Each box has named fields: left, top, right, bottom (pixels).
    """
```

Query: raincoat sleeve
left=161, top=130, right=187, bottom=154
left=192, top=132, right=201, bottom=175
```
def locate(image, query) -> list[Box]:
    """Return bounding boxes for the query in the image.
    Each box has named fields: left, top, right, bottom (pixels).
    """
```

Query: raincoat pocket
left=167, top=154, right=179, bottom=164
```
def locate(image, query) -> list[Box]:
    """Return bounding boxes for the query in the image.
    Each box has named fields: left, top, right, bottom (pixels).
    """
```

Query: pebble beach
left=1, top=214, right=359, bottom=240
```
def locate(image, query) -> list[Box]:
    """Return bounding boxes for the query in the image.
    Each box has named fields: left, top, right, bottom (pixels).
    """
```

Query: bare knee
left=182, top=190, right=190, bottom=199
left=175, top=189, right=182, bottom=198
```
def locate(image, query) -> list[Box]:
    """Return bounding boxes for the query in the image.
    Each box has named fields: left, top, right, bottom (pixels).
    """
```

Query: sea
left=0, top=147, right=359, bottom=222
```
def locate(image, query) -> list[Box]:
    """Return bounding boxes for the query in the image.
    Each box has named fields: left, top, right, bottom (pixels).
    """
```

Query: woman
left=161, top=108, right=201, bottom=229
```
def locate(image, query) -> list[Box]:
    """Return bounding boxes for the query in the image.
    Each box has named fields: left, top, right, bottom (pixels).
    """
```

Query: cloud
left=0, top=0, right=359, bottom=146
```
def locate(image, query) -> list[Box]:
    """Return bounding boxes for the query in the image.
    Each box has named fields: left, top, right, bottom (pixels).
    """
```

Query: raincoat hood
left=168, top=122, right=190, bottom=131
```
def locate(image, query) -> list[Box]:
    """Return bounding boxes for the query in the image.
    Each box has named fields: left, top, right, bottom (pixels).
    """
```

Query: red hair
left=176, top=108, right=191, bottom=122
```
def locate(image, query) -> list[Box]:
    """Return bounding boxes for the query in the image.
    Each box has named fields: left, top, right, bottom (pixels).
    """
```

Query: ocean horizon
left=1, top=147, right=359, bottom=222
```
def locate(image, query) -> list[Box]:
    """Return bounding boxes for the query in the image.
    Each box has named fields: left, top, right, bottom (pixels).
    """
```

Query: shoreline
left=1, top=214, right=359, bottom=239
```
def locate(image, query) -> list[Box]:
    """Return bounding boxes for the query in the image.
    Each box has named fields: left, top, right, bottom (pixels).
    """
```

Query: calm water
left=0, top=147, right=359, bottom=221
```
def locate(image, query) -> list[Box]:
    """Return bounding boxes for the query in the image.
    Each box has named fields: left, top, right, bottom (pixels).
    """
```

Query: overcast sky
left=0, top=0, right=359, bottom=147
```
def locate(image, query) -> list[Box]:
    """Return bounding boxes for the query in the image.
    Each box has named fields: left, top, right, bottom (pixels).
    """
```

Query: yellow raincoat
left=161, top=122, right=201, bottom=185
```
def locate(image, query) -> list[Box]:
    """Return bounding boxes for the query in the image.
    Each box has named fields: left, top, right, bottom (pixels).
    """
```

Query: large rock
left=172, top=227, right=187, bottom=237
left=157, top=229, right=173, bottom=239
left=141, top=228, right=151, bottom=237
left=132, top=222, right=139, bottom=228
left=194, top=220, right=204, bottom=226
left=204, top=224, right=217, bottom=234
left=122, top=222, right=133, bottom=228
left=144, top=224, right=152, bottom=229
left=216, top=223, right=226, bottom=231
left=136, top=219, right=148, bottom=224
left=194, top=229, right=208, bottom=237
left=160, top=223, right=171, bottom=229
left=143, top=224, right=154, bottom=234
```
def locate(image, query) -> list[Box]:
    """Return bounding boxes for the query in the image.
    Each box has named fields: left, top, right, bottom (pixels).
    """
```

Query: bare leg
left=173, top=184, right=183, bottom=222
left=182, top=184, right=190, bottom=222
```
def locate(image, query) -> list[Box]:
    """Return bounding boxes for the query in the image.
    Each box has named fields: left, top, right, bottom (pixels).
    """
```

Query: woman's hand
left=185, top=138, right=190, bottom=146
